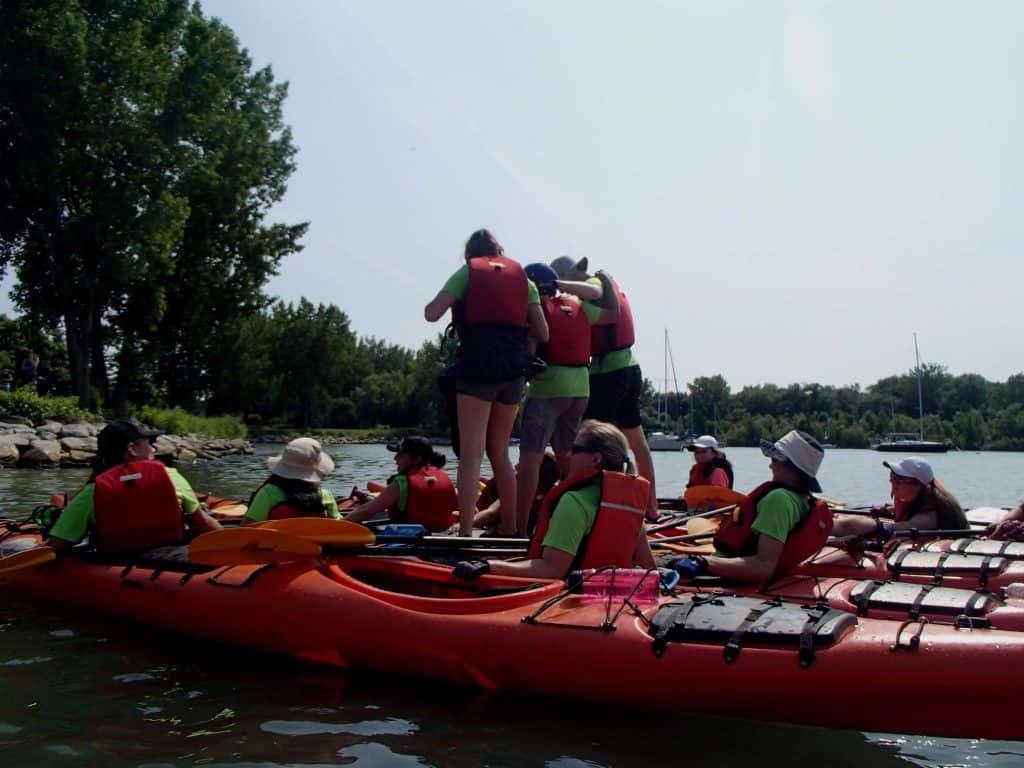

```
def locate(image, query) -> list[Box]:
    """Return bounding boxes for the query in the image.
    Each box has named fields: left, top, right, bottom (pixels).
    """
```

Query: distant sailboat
left=872, top=333, right=951, bottom=453
left=648, top=330, right=684, bottom=451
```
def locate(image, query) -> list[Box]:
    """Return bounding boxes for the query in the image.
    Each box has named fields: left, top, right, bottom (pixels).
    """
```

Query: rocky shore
left=0, top=417, right=253, bottom=468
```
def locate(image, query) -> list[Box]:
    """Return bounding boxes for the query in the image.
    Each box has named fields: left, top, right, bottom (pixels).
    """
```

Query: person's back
left=245, top=438, right=338, bottom=523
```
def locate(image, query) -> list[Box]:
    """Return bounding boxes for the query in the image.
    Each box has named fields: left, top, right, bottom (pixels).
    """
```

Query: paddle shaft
left=646, top=505, right=734, bottom=535
left=650, top=530, right=716, bottom=546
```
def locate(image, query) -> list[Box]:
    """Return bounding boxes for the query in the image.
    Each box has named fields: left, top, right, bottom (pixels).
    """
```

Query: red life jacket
left=686, top=458, right=735, bottom=489
left=590, top=274, right=635, bottom=358
left=712, top=481, right=833, bottom=577
left=394, top=466, right=457, bottom=533
left=268, top=490, right=330, bottom=520
left=463, top=256, right=529, bottom=326
left=539, top=295, right=591, bottom=366
left=93, top=460, right=185, bottom=553
left=529, top=469, right=650, bottom=570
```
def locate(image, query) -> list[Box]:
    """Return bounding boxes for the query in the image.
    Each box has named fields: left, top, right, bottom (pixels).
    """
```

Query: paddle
left=891, top=528, right=986, bottom=540
left=649, top=530, right=716, bottom=548
left=252, top=518, right=527, bottom=547
left=646, top=504, right=735, bottom=535
left=0, top=546, right=57, bottom=580
left=188, top=527, right=528, bottom=567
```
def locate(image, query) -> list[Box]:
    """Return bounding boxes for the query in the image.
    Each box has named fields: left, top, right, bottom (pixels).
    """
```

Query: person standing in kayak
left=549, top=256, right=658, bottom=521
left=345, top=436, right=457, bottom=533
left=47, top=419, right=222, bottom=554
left=673, top=430, right=830, bottom=583
left=685, top=434, right=734, bottom=489
left=512, top=262, right=608, bottom=537
left=453, top=420, right=655, bottom=580
left=244, top=437, right=340, bottom=523
left=425, top=229, right=548, bottom=537
left=830, top=456, right=966, bottom=541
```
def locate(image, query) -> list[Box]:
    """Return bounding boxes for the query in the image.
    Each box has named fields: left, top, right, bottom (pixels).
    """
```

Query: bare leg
left=515, top=450, right=544, bottom=536
left=622, top=425, right=657, bottom=518
left=486, top=401, right=520, bottom=536
left=554, top=449, right=571, bottom=479
left=455, top=394, right=491, bottom=536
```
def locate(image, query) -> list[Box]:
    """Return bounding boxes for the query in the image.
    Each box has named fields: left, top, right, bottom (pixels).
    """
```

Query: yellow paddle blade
left=683, top=486, right=746, bottom=509
left=816, top=495, right=846, bottom=509
left=684, top=517, right=717, bottom=535
left=253, top=518, right=376, bottom=546
left=0, top=546, right=56, bottom=581
left=188, top=528, right=322, bottom=566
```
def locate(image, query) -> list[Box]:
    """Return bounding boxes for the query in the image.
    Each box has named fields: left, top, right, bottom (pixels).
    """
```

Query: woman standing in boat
left=672, top=430, right=831, bottom=583
left=453, top=420, right=655, bottom=580
left=685, top=435, right=734, bottom=489
left=425, top=229, right=548, bottom=537
left=47, top=419, right=222, bottom=554
left=345, top=436, right=457, bottom=533
left=830, top=456, right=966, bottom=540
left=244, top=438, right=340, bottom=523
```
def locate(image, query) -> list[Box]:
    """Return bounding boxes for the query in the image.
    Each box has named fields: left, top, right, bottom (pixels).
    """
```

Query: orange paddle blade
left=683, top=486, right=746, bottom=510
left=0, top=546, right=57, bottom=581
left=253, top=518, right=376, bottom=546
left=188, top=528, right=322, bottom=565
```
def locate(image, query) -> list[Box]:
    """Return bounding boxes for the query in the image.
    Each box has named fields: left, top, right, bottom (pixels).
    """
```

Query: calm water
left=2, top=444, right=1023, bottom=767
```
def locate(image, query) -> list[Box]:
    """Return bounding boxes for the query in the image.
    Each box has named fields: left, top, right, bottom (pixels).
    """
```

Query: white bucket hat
left=686, top=435, right=719, bottom=451
left=267, top=437, right=335, bottom=482
left=760, top=430, right=825, bottom=492
left=883, top=456, right=934, bottom=485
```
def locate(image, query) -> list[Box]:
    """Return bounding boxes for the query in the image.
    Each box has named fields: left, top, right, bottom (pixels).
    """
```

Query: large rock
left=62, top=450, right=95, bottom=467
left=0, top=431, right=35, bottom=449
left=60, top=422, right=96, bottom=438
left=60, top=436, right=97, bottom=452
left=0, top=415, right=34, bottom=427
left=20, top=439, right=61, bottom=467
left=0, top=442, right=19, bottom=467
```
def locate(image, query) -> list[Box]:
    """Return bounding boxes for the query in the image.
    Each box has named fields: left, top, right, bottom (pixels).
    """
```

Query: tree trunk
left=63, top=312, right=91, bottom=408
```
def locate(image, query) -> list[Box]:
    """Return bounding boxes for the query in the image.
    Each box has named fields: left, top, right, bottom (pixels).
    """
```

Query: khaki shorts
left=519, top=396, right=588, bottom=453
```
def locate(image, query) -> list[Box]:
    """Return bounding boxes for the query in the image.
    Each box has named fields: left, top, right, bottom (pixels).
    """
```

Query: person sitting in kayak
left=244, top=438, right=340, bottom=523
left=685, top=434, right=734, bottom=492
left=473, top=451, right=560, bottom=536
left=46, top=419, right=222, bottom=554
left=345, top=436, right=457, bottom=533
left=454, top=419, right=655, bottom=580
left=672, top=430, right=831, bottom=583
left=830, top=456, right=966, bottom=542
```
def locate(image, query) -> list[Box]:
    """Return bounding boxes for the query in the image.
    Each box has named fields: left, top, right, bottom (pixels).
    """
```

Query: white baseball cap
left=883, top=456, right=934, bottom=485
left=686, top=435, right=719, bottom=451
left=760, top=430, right=825, bottom=492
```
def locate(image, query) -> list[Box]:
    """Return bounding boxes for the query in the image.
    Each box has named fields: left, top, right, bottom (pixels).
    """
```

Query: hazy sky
left=20, top=1, right=1024, bottom=393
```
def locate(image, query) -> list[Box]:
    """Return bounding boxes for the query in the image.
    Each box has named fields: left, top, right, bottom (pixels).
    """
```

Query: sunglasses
left=571, top=444, right=596, bottom=455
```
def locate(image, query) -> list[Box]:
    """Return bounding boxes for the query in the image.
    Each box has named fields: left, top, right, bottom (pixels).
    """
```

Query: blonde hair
left=577, top=419, right=636, bottom=474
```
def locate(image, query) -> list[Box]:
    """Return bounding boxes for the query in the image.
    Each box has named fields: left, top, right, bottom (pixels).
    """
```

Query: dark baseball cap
left=386, top=435, right=434, bottom=461
left=97, top=418, right=161, bottom=462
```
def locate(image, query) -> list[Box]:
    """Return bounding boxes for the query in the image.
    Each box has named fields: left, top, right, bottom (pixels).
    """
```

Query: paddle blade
left=254, top=518, right=377, bottom=545
left=683, top=486, right=745, bottom=510
left=189, top=528, right=322, bottom=565
left=0, top=546, right=57, bottom=581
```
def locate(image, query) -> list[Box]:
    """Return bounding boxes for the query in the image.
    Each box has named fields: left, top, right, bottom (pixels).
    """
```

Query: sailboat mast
left=913, top=332, right=924, bottom=441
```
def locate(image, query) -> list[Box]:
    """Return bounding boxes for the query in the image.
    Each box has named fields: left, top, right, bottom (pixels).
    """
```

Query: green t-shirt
left=49, top=467, right=200, bottom=545
left=245, top=485, right=340, bottom=523
left=526, top=300, right=602, bottom=399
left=583, top=277, right=638, bottom=375
left=394, top=475, right=409, bottom=511
left=540, top=485, right=602, bottom=556
left=750, top=488, right=810, bottom=543
left=441, top=264, right=541, bottom=304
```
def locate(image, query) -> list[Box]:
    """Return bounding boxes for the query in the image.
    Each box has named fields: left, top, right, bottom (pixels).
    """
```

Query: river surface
left=1, top=444, right=1023, bottom=767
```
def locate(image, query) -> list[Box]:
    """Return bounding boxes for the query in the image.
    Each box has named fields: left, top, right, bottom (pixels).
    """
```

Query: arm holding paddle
left=345, top=483, right=400, bottom=524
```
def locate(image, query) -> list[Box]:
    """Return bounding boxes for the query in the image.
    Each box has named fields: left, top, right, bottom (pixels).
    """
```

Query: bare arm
left=704, top=533, right=784, bottom=583
left=633, top=533, right=656, bottom=569
left=527, top=302, right=549, bottom=342
left=556, top=279, right=601, bottom=301
left=345, top=483, right=400, bottom=523
left=46, top=536, right=76, bottom=555
left=188, top=509, right=223, bottom=535
left=424, top=291, right=456, bottom=322
left=488, top=546, right=573, bottom=579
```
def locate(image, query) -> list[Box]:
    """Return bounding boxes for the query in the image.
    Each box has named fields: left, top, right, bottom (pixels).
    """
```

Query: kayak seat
left=648, top=594, right=857, bottom=667
left=848, top=580, right=1000, bottom=621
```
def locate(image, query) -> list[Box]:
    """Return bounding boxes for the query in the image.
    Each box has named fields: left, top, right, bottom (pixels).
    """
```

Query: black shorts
left=584, top=365, right=643, bottom=429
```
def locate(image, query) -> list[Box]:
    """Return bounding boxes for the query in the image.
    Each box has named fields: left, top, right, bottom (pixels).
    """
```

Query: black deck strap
left=933, top=551, right=953, bottom=585
left=889, top=548, right=913, bottom=581
left=650, top=596, right=723, bottom=657
left=205, top=561, right=277, bottom=588
left=724, top=597, right=782, bottom=664
left=907, top=583, right=937, bottom=620
left=978, top=556, right=994, bottom=589
left=797, top=603, right=833, bottom=668
left=889, top=616, right=928, bottom=652
left=855, top=580, right=885, bottom=617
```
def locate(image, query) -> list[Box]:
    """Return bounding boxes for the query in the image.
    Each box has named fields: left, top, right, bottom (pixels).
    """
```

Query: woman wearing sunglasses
left=47, top=418, right=222, bottom=555
left=453, top=419, right=655, bottom=580
left=831, top=456, right=966, bottom=541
